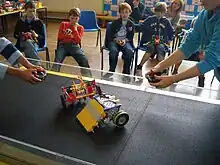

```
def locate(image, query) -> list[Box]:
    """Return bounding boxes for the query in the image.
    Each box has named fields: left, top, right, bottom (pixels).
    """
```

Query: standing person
left=14, top=0, right=45, bottom=66
left=124, top=0, right=145, bottom=23
left=0, top=37, right=45, bottom=84
left=145, top=0, right=220, bottom=88
left=171, top=15, right=206, bottom=87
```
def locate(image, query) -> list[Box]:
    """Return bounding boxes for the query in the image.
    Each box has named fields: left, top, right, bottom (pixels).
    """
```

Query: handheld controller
left=146, top=71, right=161, bottom=83
left=36, top=71, right=47, bottom=80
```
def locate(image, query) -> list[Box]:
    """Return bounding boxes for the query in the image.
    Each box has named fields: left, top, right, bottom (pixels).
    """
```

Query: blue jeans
left=144, top=43, right=166, bottom=61
left=20, top=39, right=40, bottom=65
left=52, top=43, right=91, bottom=76
left=108, top=42, right=133, bottom=74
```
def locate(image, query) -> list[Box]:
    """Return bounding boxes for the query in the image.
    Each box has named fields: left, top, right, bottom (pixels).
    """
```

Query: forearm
left=0, top=63, right=21, bottom=80
left=6, top=66, right=22, bottom=77
left=17, top=55, right=34, bottom=69
left=174, top=65, right=201, bottom=83
left=72, top=30, right=82, bottom=44
left=157, top=48, right=185, bottom=70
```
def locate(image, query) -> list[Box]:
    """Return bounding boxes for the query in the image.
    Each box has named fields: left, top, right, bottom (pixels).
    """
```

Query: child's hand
left=28, top=65, right=45, bottom=73
left=18, top=68, right=42, bottom=84
left=65, top=28, right=72, bottom=35
left=115, top=40, right=121, bottom=45
left=120, top=39, right=126, bottom=46
left=74, top=23, right=79, bottom=31
left=116, top=40, right=126, bottom=46
left=30, top=30, right=38, bottom=38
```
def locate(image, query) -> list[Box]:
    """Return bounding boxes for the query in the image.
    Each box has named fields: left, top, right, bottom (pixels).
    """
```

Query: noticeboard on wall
left=103, top=0, right=203, bottom=17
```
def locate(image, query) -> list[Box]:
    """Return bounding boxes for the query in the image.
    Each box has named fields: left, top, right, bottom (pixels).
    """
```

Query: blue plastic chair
left=37, top=24, right=50, bottom=69
left=78, top=10, right=102, bottom=50
left=101, top=22, right=135, bottom=73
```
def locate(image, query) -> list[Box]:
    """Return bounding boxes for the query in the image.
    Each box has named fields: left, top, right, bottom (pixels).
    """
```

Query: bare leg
left=137, top=52, right=151, bottom=70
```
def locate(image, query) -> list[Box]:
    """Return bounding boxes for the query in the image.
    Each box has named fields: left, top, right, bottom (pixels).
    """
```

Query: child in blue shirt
left=137, top=2, right=174, bottom=70
left=146, top=0, right=220, bottom=88
left=105, top=2, right=135, bottom=76
left=0, top=37, right=45, bottom=84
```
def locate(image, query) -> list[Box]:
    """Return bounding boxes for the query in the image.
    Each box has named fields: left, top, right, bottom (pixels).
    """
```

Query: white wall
left=41, top=0, right=103, bottom=13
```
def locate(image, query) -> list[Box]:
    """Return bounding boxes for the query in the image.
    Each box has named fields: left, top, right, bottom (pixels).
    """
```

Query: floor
left=3, top=21, right=220, bottom=100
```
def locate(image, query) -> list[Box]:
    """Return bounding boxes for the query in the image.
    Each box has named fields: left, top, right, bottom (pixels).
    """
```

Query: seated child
left=105, top=2, right=135, bottom=76
left=14, top=1, right=45, bottom=66
left=52, top=8, right=91, bottom=76
left=137, top=2, right=174, bottom=70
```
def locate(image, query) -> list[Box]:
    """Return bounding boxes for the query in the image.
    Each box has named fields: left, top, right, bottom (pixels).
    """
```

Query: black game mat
left=0, top=74, right=219, bottom=165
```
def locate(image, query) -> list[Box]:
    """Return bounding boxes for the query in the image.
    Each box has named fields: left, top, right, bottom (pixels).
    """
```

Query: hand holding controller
left=146, top=70, right=161, bottom=83
left=35, top=71, right=47, bottom=81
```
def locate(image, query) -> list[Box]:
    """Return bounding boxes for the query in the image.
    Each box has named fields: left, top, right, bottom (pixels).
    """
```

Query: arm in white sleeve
left=0, top=37, right=22, bottom=65
left=0, top=63, right=8, bottom=80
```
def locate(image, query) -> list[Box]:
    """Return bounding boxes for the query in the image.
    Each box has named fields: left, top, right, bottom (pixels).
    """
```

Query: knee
left=123, top=49, right=133, bottom=60
left=79, top=56, right=90, bottom=68
left=109, top=48, right=119, bottom=57
left=24, top=39, right=34, bottom=47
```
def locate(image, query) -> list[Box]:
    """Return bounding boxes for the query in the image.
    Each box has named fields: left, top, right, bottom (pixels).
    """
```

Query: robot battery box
left=76, top=98, right=106, bottom=132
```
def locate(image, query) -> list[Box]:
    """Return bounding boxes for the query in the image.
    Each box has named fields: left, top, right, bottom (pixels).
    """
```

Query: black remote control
left=146, top=71, right=161, bottom=83
left=36, top=71, right=46, bottom=80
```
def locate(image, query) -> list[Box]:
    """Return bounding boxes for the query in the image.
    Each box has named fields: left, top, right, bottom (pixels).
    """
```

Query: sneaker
left=198, top=76, right=205, bottom=87
left=102, top=72, right=113, bottom=80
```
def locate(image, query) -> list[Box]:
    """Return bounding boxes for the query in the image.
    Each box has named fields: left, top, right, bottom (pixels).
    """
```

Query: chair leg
left=101, top=48, right=104, bottom=77
left=96, top=30, right=100, bottom=47
left=45, top=47, right=50, bottom=69
left=133, top=49, right=139, bottom=76
left=101, top=48, right=104, bottom=70
left=99, top=29, right=102, bottom=52
left=211, top=75, right=215, bottom=85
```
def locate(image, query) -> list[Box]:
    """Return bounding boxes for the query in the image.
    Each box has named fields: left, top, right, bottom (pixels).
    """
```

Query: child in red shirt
left=52, top=8, right=91, bottom=76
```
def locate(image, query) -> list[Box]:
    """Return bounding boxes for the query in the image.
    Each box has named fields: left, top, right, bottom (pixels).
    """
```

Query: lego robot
left=60, top=76, right=129, bottom=133
left=60, top=76, right=102, bottom=109
left=76, top=93, right=129, bottom=132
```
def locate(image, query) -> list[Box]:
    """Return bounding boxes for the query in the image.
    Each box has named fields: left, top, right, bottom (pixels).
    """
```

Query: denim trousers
left=20, top=39, right=40, bottom=65
left=52, top=43, right=91, bottom=77
left=108, top=41, right=133, bottom=74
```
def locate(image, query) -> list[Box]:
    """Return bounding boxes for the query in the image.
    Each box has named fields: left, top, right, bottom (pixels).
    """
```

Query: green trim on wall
left=102, top=0, right=104, bottom=14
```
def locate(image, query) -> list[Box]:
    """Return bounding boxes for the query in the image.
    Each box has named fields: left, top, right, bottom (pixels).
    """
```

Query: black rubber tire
left=113, top=111, right=129, bottom=128
left=60, top=95, right=67, bottom=109
left=96, top=85, right=102, bottom=95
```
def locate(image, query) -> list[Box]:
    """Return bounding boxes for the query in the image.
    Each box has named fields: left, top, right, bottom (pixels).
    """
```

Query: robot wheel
left=60, top=95, right=67, bottom=109
left=113, top=110, right=129, bottom=128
